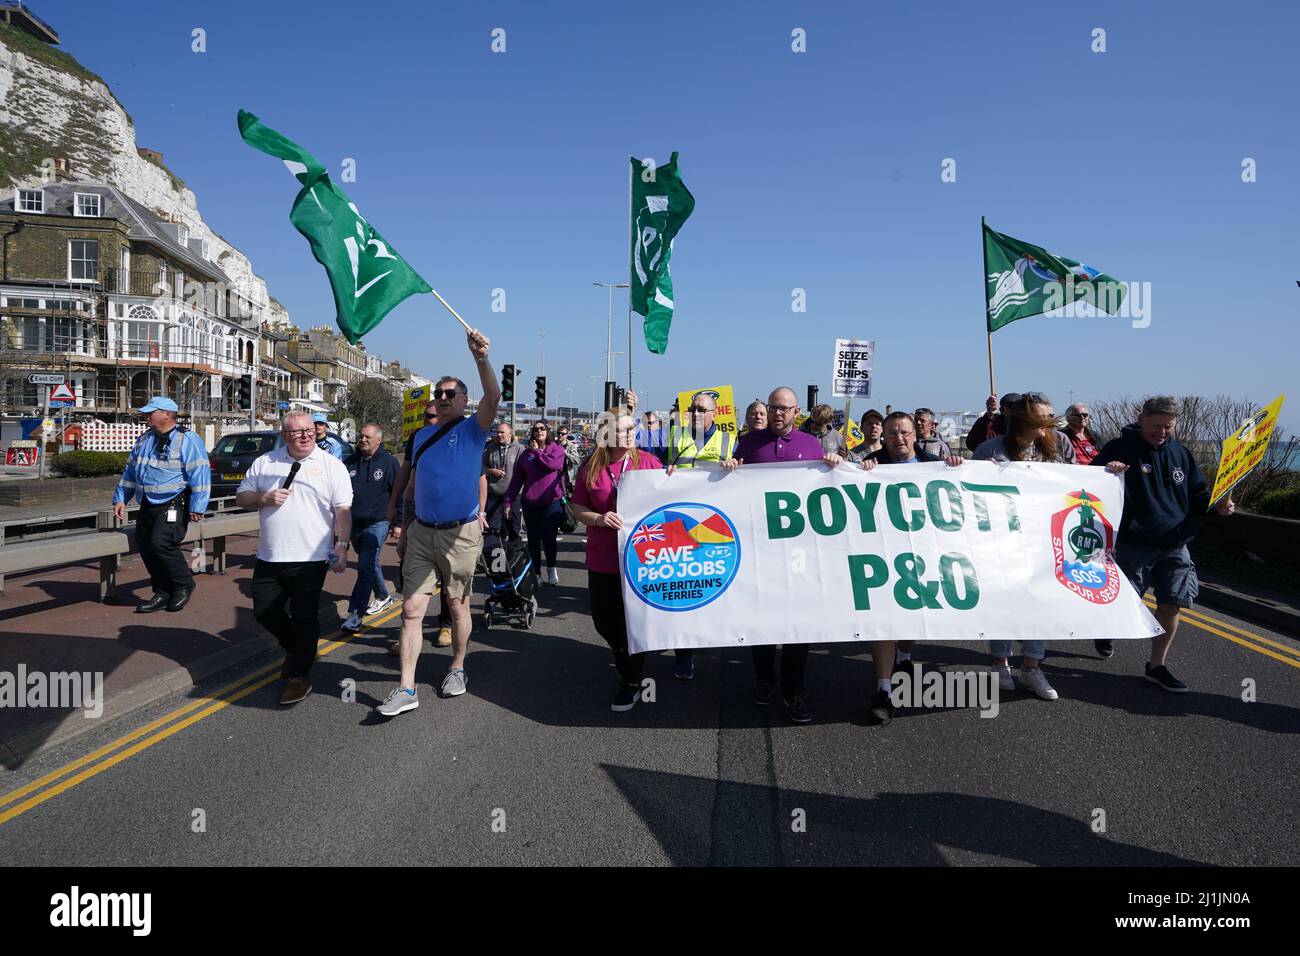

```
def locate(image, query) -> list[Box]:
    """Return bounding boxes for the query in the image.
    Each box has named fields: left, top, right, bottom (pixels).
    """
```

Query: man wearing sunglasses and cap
left=112, top=396, right=210, bottom=613
left=312, top=413, right=346, bottom=460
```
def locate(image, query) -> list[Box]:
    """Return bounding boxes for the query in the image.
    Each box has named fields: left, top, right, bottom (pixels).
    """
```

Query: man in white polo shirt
left=236, top=411, right=353, bottom=705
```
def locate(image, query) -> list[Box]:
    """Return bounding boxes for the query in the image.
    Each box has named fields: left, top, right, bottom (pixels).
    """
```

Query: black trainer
left=753, top=679, right=777, bottom=706
left=1095, top=639, right=1114, bottom=659
left=783, top=691, right=812, bottom=724
left=868, top=689, right=895, bottom=725
left=611, top=682, right=640, bottom=712
left=1144, top=663, right=1188, bottom=693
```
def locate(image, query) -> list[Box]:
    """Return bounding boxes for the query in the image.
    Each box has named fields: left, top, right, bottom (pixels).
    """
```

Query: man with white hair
left=1092, top=395, right=1235, bottom=691
left=236, top=411, right=353, bottom=705
left=112, top=396, right=210, bottom=613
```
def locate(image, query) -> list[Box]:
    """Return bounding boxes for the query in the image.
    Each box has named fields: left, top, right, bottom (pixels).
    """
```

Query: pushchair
left=479, top=521, right=539, bottom=630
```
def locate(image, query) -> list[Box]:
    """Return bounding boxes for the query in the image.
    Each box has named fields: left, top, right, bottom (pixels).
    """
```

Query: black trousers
left=252, top=560, right=328, bottom=678
left=135, top=499, right=192, bottom=596
left=751, top=644, right=810, bottom=697
left=589, top=570, right=646, bottom=685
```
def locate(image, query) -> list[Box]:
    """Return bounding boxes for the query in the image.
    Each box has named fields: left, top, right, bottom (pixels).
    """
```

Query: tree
left=1089, top=394, right=1297, bottom=509
left=336, top=378, right=403, bottom=451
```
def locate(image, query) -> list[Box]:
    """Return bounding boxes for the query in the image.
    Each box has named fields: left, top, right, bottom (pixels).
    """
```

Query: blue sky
left=46, top=0, right=1300, bottom=427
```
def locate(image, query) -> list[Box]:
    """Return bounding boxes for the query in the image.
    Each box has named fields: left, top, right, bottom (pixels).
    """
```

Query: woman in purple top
left=504, top=421, right=567, bottom=586
left=571, top=402, right=665, bottom=712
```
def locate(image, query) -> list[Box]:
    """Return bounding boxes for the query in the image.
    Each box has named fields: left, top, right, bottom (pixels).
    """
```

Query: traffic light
left=501, top=364, right=515, bottom=402
left=238, top=374, right=253, bottom=410
left=807, top=385, right=818, bottom=410
left=603, top=381, right=617, bottom=410
left=534, top=375, right=546, bottom=410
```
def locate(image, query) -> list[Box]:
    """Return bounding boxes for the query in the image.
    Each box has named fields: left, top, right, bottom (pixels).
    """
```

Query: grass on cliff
left=0, top=20, right=111, bottom=90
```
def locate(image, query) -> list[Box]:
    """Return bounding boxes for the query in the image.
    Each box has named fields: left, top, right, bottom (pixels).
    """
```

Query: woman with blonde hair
left=570, top=397, right=665, bottom=712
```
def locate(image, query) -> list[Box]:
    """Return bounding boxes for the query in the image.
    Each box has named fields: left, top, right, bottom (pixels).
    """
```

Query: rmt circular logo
left=624, top=502, right=741, bottom=612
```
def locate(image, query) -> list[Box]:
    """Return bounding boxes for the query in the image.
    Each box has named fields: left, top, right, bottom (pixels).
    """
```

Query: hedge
left=49, top=451, right=130, bottom=478
left=1253, top=485, right=1300, bottom=520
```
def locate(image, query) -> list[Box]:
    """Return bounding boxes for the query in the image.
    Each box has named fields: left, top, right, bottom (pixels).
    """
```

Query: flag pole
left=981, top=216, right=996, bottom=398
left=627, top=157, right=635, bottom=391
left=429, top=288, right=473, bottom=333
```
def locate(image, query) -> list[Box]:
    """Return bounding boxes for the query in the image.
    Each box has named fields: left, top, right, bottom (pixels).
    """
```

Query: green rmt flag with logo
left=630, top=153, right=695, bottom=354
left=984, top=222, right=1125, bottom=333
left=237, top=110, right=431, bottom=344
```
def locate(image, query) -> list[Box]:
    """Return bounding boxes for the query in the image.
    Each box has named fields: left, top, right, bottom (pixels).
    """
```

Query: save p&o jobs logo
left=625, top=502, right=741, bottom=612
left=1050, top=489, right=1121, bottom=605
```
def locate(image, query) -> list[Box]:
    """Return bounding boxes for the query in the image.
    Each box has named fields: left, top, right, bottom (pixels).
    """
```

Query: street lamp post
left=593, top=281, right=629, bottom=386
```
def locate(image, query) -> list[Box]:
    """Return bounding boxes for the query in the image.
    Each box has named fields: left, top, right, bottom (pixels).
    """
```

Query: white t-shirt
left=237, top=445, right=353, bottom=562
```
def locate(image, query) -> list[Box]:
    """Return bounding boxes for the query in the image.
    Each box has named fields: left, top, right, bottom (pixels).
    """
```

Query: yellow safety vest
left=666, top=425, right=734, bottom=468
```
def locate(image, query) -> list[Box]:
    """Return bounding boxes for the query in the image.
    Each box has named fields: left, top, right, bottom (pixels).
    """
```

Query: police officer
left=112, top=396, right=210, bottom=612
left=313, top=413, right=345, bottom=459
left=662, top=389, right=735, bottom=680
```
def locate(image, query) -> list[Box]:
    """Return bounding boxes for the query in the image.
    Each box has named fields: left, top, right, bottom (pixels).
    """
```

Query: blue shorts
left=1115, top=543, right=1199, bottom=609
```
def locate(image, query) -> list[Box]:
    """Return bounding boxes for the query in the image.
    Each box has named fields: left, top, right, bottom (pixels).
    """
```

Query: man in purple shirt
left=723, top=386, right=837, bottom=723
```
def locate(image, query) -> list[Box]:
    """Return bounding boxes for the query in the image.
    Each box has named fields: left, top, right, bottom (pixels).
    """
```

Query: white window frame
left=74, top=192, right=101, bottom=217
left=67, top=239, right=100, bottom=283
left=176, top=223, right=189, bottom=247
left=17, top=188, right=44, bottom=213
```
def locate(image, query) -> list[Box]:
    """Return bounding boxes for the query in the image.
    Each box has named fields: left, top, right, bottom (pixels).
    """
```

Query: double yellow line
left=1143, top=599, right=1300, bottom=670
left=0, top=605, right=403, bottom=827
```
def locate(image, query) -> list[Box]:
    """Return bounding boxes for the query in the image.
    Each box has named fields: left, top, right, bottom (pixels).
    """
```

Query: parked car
left=208, top=430, right=354, bottom=501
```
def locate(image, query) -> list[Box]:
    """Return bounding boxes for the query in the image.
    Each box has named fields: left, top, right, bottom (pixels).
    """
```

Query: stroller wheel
left=482, top=610, right=493, bottom=630
left=524, top=597, right=538, bottom=629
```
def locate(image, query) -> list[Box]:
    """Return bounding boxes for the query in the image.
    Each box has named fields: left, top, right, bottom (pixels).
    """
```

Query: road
left=1, top=537, right=1296, bottom=865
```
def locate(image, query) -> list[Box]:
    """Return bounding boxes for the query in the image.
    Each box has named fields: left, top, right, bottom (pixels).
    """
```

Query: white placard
left=832, top=337, right=874, bottom=398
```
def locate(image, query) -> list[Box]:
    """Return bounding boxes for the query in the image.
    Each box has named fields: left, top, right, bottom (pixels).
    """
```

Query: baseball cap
left=861, top=408, right=884, bottom=423
left=137, top=396, right=178, bottom=414
left=311, top=413, right=328, bottom=424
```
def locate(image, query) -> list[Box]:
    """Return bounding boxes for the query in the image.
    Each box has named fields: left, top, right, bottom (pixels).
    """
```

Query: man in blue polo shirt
left=378, top=328, right=500, bottom=718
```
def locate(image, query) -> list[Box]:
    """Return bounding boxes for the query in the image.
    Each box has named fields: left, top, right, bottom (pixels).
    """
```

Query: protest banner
left=401, top=384, right=430, bottom=440
left=674, top=385, right=738, bottom=434
left=617, top=461, right=1161, bottom=654
left=1209, top=393, right=1286, bottom=506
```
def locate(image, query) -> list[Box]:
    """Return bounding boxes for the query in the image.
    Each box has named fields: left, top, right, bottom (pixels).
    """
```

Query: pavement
left=0, top=534, right=1297, bottom=865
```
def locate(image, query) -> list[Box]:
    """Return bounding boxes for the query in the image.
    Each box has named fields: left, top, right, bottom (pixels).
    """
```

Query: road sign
left=277, top=401, right=290, bottom=410
left=41, top=418, right=55, bottom=434
left=29, top=373, right=66, bottom=385
left=48, top=400, right=73, bottom=408
left=49, top=382, right=76, bottom=402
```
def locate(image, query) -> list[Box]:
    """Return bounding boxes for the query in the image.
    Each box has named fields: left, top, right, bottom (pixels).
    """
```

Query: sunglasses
left=423, top=413, right=436, bottom=420
left=687, top=405, right=713, bottom=413
left=433, top=388, right=459, bottom=400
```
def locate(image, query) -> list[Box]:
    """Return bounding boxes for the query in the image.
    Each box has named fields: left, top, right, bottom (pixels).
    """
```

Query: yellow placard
left=1209, top=393, right=1286, bottom=505
left=674, top=385, right=739, bottom=434
left=402, top=384, right=430, bottom=440
left=845, top=418, right=865, bottom=450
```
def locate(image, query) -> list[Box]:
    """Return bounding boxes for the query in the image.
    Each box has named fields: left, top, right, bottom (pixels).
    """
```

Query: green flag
left=630, top=153, right=695, bottom=354
left=237, top=109, right=431, bottom=344
left=984, top=222, right=1125, bottom=333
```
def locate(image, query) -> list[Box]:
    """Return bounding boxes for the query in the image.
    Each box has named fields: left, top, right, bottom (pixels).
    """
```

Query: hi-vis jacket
left=113, top=426, right=210, bottom=511
left=664, top=424, right=735, bottom=468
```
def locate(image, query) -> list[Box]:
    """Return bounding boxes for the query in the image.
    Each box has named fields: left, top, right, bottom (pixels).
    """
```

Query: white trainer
left=341, top=611, right=363, bottom=631
left=547, top=566, right=559, bottom=586
left=366, top=595, right=394, bottom=616
left=1019, top=666, right=1059, bottom=701
left=994, top=664, right=1014, bottom=693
